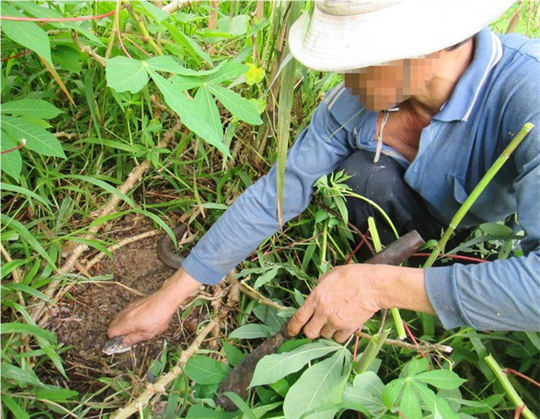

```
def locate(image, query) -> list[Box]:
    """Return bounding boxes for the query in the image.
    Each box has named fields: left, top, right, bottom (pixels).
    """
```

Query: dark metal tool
left=215, top=230, right=424, bottom=411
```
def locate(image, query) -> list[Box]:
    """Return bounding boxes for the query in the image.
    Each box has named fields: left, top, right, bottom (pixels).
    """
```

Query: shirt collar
left=434, top=27, right=503, bottom=122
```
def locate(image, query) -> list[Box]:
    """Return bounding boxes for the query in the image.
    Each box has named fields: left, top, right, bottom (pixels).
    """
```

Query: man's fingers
left=334, top=328, right=357, bottom=343
left=302, top=313, right=326, bottom=339
left=287, top=301, right=315, bottom=336
left=320, top=323, right=338, bottom=339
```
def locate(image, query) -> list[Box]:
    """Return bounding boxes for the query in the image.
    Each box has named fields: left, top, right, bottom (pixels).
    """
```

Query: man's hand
left=287, top=264, right=433, bottom=343
left=107, top=269, right=201, bottom=346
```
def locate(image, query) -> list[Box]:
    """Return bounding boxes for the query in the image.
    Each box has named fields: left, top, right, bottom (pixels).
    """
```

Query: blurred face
left=343, top=56, right=440, bottom=111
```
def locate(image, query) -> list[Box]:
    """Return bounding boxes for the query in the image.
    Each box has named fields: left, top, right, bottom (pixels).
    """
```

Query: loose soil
left=43, top=214, right=218, bottom=399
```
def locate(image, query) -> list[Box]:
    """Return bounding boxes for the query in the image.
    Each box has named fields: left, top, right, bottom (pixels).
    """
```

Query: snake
left=102, top=223, right=188, bottom=355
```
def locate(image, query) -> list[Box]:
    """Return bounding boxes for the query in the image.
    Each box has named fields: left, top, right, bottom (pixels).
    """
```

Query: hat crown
left=316, top=0, right=402, bottom=17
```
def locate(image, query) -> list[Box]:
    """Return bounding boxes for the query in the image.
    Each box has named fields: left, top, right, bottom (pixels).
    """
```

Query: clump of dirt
left=44, top=214, right=213, bottom=394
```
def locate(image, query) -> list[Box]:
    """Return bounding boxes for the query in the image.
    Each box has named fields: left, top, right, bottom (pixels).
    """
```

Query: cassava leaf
left=415, top=369, right=467, bottom=390
left=250, top=341, right=339, bottom=387
left=184, top=355, right=231, bottom=385
left=208, top=83, right=263, bottom=125
left=1, top=99, right=62, bottom=120
left=105, top=57, right=148, bottom=93
left=283, top=351, right=350, bottom=419
left=229, top=324, right=273, bottom=340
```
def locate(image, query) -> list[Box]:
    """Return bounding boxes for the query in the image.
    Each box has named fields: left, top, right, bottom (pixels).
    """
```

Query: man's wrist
left=161, top=268, right=203, bottom=308
left=376, top=265, right=435, bottom=315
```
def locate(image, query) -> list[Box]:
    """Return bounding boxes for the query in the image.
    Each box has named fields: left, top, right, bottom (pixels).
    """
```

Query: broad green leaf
left=343, top=373, right=386, bottom=416
left=34, top=387, right=78, bottom=402
left=171, top=74, right=205, bottom=90
left=400, top=383, right=422, bottom=418
left=382, top=379, right=405, bottom=410
left=222, top=340, right=244, bottom=367
left=0, top=322, right=57, bottom=343
left=0, top=135, right=22, bottom=180
left=106, top=57, right=148, bottom=93
left=148, top=71, right=229, bottom=155
left=1, top=99, right=62, bottom=119
left=184, top=355, right=231, bottom=385
left=208, top=84, right=262, bottom=125
left=1, top=395, right=30, bottom=419
left=217, top=15, right=250, bottom=36
left=207, top=62, right=249, bottom=84
left=401, top=357, right=430, bottom=378
left=52, top=45, right=82, bottom=73
left=194, top=85, right=223, bottom=143
left=415, top=370, right=467, bottom=390
left=0, top=214, right=57, bottom=269
left=0, top=4, right=52, bottom=65
left=1, top=116, right=65, bottom=158
left=186, top=405, right=235, bottom=418
left=413, top=381, right=458, bottom=418
left=251, top=341, right=339, bottom=387
left=253, top=265, right=280, bottom=290
left=283, top=351, right=349, bottom=419
left=229, top=323, right=273, bottom=340
left=145, top=55, right=193, bottom=74
left=66, top=174, right=135, bottom=208
left=0, top=260, right=27, bottom=280
left=1, top=363, right=44, bottom=388
left=138, top=0, right=169, bottom=22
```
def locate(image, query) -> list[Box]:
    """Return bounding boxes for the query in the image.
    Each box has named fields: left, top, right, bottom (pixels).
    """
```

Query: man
left=108, top=0, right=539, bottom=346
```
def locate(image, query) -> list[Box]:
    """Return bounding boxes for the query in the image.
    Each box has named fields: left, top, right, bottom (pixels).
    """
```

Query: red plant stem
left=1, top=141, right=26, bottom=155
left=352, top=334, right=361, bottom=361
left=1, top=49, right=31, bottom=62
left=115, top=0, right=132, bottom=59
left=344, top=234, right=368, bottom=264
left=515, top=404, right=525, bottom=419
left=504, top=368, right=540, bottom=388
left=403, top=321, right=426, bottom=359
left=250, top=233, right=323, bottom=262
left=0, top=9, right=115, bottom=22
left=413, top=252, right=489, bottom=264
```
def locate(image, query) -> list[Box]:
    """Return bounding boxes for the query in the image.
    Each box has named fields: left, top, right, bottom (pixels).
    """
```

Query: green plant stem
left=484, top=354, right=537, bottom=419
left=424, top=122, right=534, bottom=267
left=125, top=2, right=163, bottom=56
left=367, top=217, right=406, bottom=340
left=354, top=328, right=391, bottom=374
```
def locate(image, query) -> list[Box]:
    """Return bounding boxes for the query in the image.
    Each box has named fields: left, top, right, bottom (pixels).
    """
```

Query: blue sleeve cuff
left=182, top=253, right=227, bottom=286
left=424, top=266, right=476, bottom=330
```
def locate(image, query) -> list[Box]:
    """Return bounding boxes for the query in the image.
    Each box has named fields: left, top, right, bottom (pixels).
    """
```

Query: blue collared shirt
left=183, top=28, right=540, bottom=331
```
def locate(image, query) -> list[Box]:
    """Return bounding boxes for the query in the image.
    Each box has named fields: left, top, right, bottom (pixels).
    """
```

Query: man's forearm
left=160, top=268, right=202, bottom=308
left=374, top=265, right=436, bottom=315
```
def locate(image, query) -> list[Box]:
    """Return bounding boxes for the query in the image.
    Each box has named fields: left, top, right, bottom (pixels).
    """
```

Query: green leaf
left=244, top=63, right=265, bottom=86
left=194, top=85, right=223, bottom=143
left=106, top=57, right=148, bottom=93
left=222, top=392, right=257, bottom=418
left=402, top=358, right=430, bottom=378
left=283, top=351, right=349, bottom=419
left=217, top=15, right=250, bottom=36
left=2, top=284, right=52, bottom=303
left=1, top=395, right=30, bottom=419
left=251, top=341, right=339, bottom=387
left=413, top=381, right=458, bottom=418
left=67, top=174, right=135, bottom=208
left=1, top=214, right=57, bottom=269
left=184, top=355, right=231, bottom=385
left=144, top=55, right=193, bottom=74
left=253, top=265, right=280, bottom=290
left=0, top=322, right=57, bottom=343
left=207, top=62, right=249, bottom=84
left=1, top=116, right=65, bottom=158
left=1, top=363, right=44, bottom=388
left=382, top=379, right=405, bottom=410
left=400, top=383, right=422, bottom=418
left=229, top=323, right=273, bottom=340
left=148, top=71, right=229, bottom=155
left=162, top=21, right=213, bottom=65
left=342, top=372, right=386, bottom=416
left=222, top=341, right=245, bottom=367
left=415, top=370, right=467, bottom=390
left=34, top=387, right=78, bottom=402
left=208, top=84, right=262, bottom=125
left=138, top=0, right=169, bottom=22
left=1, top=99, right=62, bottom=119
left=52, top=45, right=82, bottom=73
left=0, top=4, right=52, bottom=65
left=186, top=405, right=235, bottom=418
left=0, top=135, right=22, bottom=180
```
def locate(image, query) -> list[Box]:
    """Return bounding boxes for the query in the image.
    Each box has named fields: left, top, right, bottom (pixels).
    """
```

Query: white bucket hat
left=289, top=0, right=514, bottom=72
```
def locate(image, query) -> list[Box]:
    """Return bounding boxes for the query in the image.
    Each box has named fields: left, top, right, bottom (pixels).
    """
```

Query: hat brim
left=289, top=0, right=514, bottom=72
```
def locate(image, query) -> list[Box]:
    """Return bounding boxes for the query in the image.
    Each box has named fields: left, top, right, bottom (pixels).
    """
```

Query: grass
left=1, top=1, right=539, bottom=417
